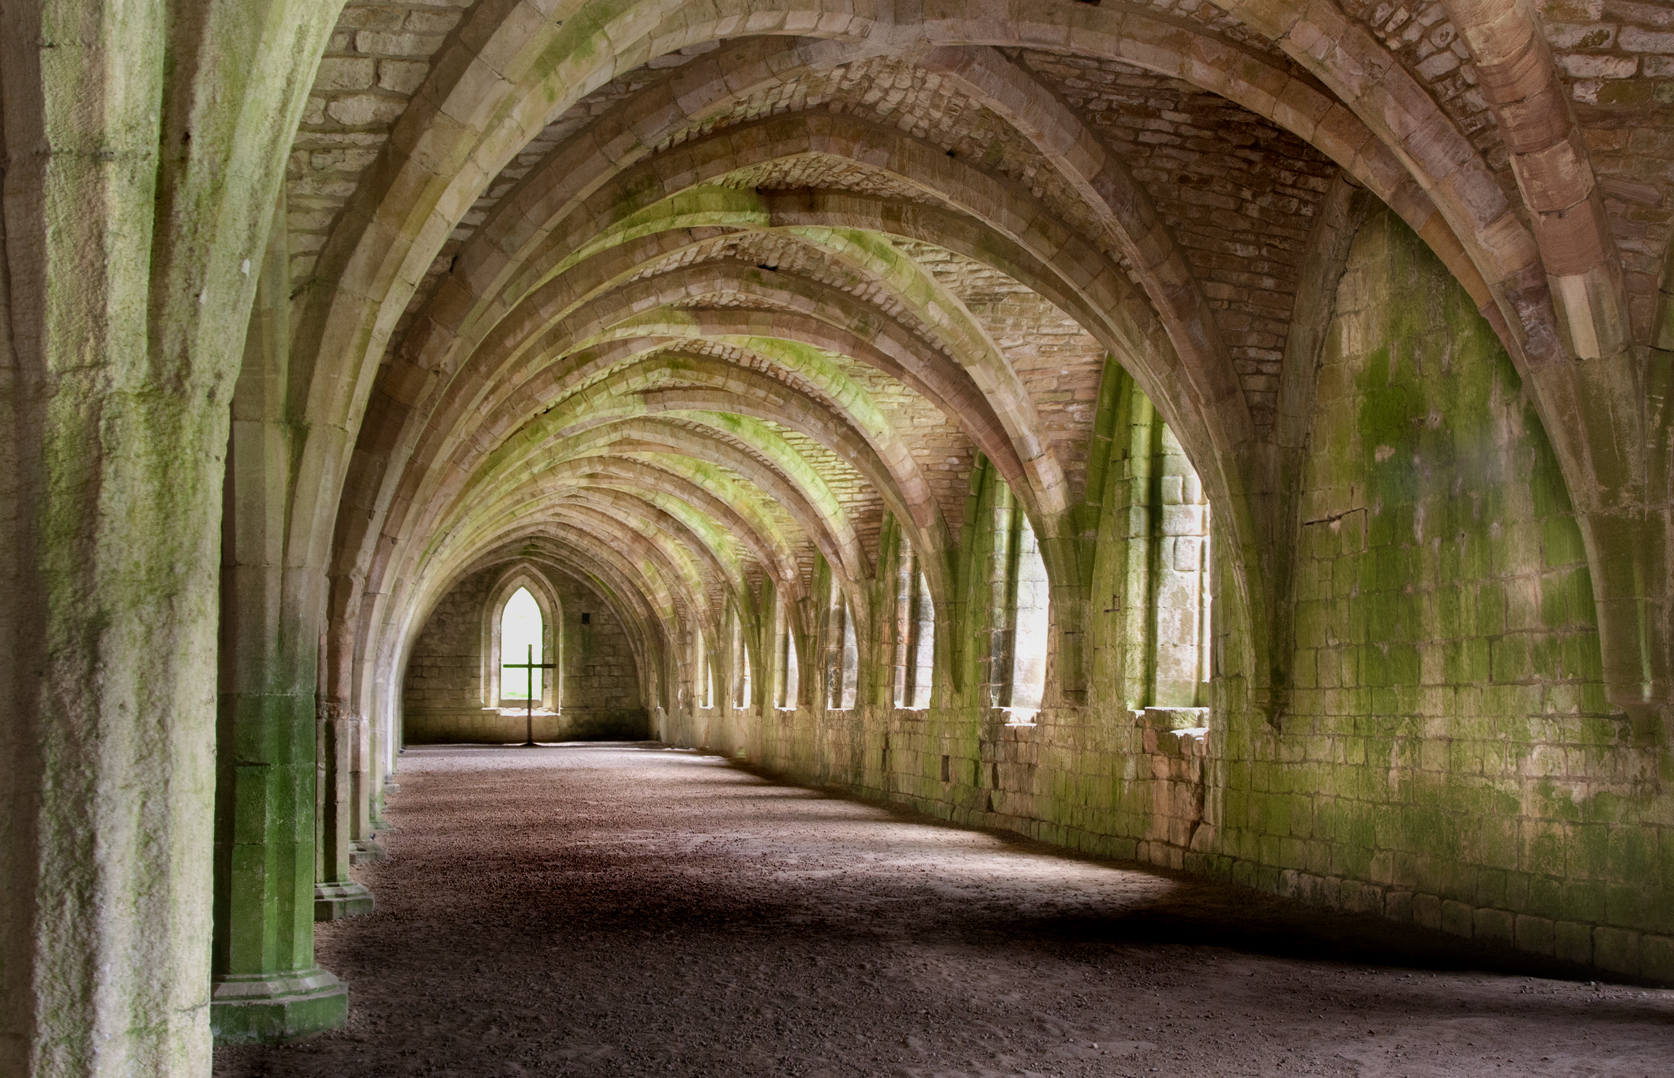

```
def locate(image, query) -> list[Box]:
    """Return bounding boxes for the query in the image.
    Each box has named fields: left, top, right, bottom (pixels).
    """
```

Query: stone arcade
left=3, top=0, right=1673, bottom=1072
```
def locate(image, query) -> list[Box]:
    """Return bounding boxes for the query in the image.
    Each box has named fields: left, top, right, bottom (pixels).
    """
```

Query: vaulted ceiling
left=283, top=0, right=1673, bottom=691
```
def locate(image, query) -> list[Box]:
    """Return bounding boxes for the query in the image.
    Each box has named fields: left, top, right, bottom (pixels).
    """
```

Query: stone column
left=319, top=528, right=390, bottom=881
left=370, top=694, right=396, bottom=832
left=1090, top=366, right=1158, bottom=710
left=1, top=3, right=345, bottom=1071
left=1, top=151, right=226, bottom=1074
left=315, top=581, right=381, bottom=903
left=315, top=699, right=377, bottom=916
left=210, top=194, right=351, bottom=1041
left=349, top=713, right=385, bottom=862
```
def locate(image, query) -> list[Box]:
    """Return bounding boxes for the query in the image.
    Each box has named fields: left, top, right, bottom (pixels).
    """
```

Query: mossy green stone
left=210, top=971, right=349, bottom=1046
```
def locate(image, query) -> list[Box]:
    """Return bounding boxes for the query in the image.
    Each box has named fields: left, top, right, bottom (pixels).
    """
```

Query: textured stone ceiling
left=15, top=3, right=1674, bottom=1064
left=278, top=0, right=1674, bottom=697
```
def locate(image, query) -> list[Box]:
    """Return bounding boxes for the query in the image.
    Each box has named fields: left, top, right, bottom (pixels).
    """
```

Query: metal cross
left=503, top=643, right=556, bottom=747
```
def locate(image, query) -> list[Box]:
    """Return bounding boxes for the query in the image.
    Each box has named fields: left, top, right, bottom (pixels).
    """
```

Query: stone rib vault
left=2, top=0, right=1673, bottom=1072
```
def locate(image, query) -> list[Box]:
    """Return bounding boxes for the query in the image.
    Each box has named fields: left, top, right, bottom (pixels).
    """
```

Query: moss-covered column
left=2, top=2, right=345, bottom=1072
left=210, top=195, right=353, bottom=1043
left=1089, top=369, right=1159, bottom=709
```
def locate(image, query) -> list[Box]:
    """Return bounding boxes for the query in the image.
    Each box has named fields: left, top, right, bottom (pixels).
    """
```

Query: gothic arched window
left=694, top=629, right=715, bottom=710
left=892, top=543, right=934, bottom=710
left=483, top=569, right=560, bottom=711
left=500, top=587, right=544, bottom=702
left=989, top=484, right=1049, bottom=715
left=774, top=595, right=800, bottom=711
left=731, top=608, right=752, bottom=709
left=826, top=577, right=858, bottom=711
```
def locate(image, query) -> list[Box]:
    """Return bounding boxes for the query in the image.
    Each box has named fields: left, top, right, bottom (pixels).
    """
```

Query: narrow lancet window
left=775, top=606, right=799, bottom=711
left=910, top=568, right=934, bottom=709
left=1151, top=425, right=1213, bottom=707
left=500, top=587, right=543, bottom=701
left=696, top=630, right=714, bottom=709
left=988, top=482, right=1048, bottom=715
left=892, top=544, right=934, bottom=709
left=840, top=604, right=859, bottom=710
left=826, top=578, right=858, bottom=710
left=732, top=611, right=752, bottom=709
left=1199, top=517, right=1213, bottom=698
left=1010, top=511, right=1048, bottom=711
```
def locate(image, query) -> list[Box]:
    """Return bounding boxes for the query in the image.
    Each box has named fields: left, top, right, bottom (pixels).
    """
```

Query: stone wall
left=1210, top=209, right=1667, bottom=978
left=402, top=561, right=648, bottom=743
left=400, top=565, right=493, bottom=712
left=658, top=208, right=1673, bottom=986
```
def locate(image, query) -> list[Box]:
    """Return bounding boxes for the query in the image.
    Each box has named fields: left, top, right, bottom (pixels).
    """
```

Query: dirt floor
left=214, top=743, right=1673, bottom=1078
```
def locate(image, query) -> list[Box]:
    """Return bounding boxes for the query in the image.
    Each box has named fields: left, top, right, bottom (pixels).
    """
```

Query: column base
left=314, top=880, right=375, bottom=921
left=350, top=836, right=387, bottom=864
left=211, top=968, right=348, bottom=1045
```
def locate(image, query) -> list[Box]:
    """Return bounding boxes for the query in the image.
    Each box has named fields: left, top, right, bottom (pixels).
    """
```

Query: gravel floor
left=214, top=742, right=1674, bottom=1078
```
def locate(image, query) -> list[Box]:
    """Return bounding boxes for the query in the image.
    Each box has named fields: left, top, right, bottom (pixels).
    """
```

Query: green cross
left=504, top=643, right=556, bottom=747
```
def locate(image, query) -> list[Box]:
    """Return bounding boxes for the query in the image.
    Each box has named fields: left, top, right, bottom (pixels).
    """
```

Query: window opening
left=499, top=587, right=544, bottom=702
left=826, top=578, right=858, bottom=710
left=1149, top=425, right=1213, bottom=707
left=732, top=610, right=752, bottom=709
left=1199, top=508, right=1213, bottom=701
left=891, top=544, right=934, bottom=709
left=988, top=485, right=1015, bottom=708
left=911, top=568, right=934, bottom=708
left=987, top=484, right=1048, bottom=715
left=696, top=629, right=714, bottom=709
left=841, top=605, right=859, bottom=710
left=1010, top=511, right=1049, bottom=710
left=775, top=597, right=799, bottom=710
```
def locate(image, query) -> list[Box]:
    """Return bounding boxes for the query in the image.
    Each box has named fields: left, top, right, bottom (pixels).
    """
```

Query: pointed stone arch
left=481, top=562, right=565, bottom=710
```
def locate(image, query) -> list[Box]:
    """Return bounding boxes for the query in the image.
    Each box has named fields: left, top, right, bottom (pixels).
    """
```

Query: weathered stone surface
left=209, top=969, right=349, bottom=1046
left=8, top=3, right=1674, bottom=1074
left=2, top=2, right=346, bottom=1074
left=213, top=195, right=357, bottom=1045
left=403, top=558, right=651, bottom=743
